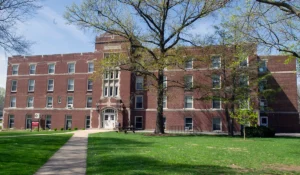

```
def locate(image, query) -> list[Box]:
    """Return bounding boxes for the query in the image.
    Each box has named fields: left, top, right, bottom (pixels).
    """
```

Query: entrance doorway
left=102, top=109, right=116, bottom=129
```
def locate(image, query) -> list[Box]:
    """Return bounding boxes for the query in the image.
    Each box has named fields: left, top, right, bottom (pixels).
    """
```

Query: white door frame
left=102, top=108, right=117, bottom=129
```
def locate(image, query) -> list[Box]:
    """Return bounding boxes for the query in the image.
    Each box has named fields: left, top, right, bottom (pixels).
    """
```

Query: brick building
left=2, top=34, right=300, bottom=132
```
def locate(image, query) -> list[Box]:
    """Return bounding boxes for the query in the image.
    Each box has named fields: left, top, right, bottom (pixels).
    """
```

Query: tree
left=223, top=0, right=299, bottom=59
left=64, top=0, right=231, bottom=134
left=0, top=87, right=5, bottom=112
left=230, top=104, right=258, bottom=140
left=0, top=0, right=41, bottom=54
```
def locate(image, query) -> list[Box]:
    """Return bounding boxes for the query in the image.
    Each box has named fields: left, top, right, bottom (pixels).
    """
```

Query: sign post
left=31, top=113, right=40, bottom=132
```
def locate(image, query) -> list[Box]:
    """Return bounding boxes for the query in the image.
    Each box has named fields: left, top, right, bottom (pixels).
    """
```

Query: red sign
left=32, top=122, right=39, bottom=127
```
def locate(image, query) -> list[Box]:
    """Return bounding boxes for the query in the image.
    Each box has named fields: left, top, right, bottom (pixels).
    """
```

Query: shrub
left=68, top=128, right=71, bottom=131
left=74, top=127, right=78, bottom=130
left=82, top=128, right=85, bottom=130
left=60, top=128, right=64, bottom=131
left=34, top=128, right=39, bottom=131
left=0, top=126, right=2, bottom=130
left=245, top=126, right=275, bottom=137
left=54, top=128, right=57, bottom=131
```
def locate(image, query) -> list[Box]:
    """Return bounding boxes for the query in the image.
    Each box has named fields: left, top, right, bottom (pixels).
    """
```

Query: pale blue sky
left=0, top=0, right=216, bottom=88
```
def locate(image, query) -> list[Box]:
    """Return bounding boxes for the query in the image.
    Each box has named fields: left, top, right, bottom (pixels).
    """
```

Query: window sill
left=135, top=108, right=144, bottom=110
left=67, top=90, right=74, bottom=92
left=28, top=91, right=35, bottom=93
left=11, top=91, right=17, bottom=93
left=47, top=90, right=54, bottom=92
left=183, top=108, right=194, bottom=110
left=9, top=107, right=16, bottom=108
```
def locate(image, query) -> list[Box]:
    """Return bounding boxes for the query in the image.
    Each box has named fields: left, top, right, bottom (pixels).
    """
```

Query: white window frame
left=260, top=99, right=267, bottom=111
left=47, top=79, right=54, bottom=92
left=212, top=98, right=221, bottom=109
left=185, top=117, right=193, bottom=130
left=136, top=76, right=144, bottom=90
left=12, top=65, right=19, bottom=75
left=29, top=64, right=36, bottom=75
left=11, top=80, right=17, bottom=92
left=27, top=96, right=34, bottom=108
left=184, top=75, right=193, bottom=90
left=46, top=96, right=53, bottom=108
left=67, top=96, right=74, bottom=108
left=211, top=56, right=221, bottom=69
left=88, top=62, right=94, bottom=73
left=184, top=96, right=193, bottom=109
left=163, top=95, right=167, bottom=109
left=239, top=57, right=248, bottom=67
left=67, top=79, right=74, bottom=91
left=48, top=63, right=55, bottom=74
left=45, top=115, right=52, bottom=129
left=259, top=80, right=267, bottom=92
left=212, top=117, right=222, bottom=131
left=135, top=95, right=143, bottom=109
left=212, top=75, right=221, bottom=89
left=259, top=60, right=267, bottom=73
left=68, top=62, right=75, bottom=73
left=9, top=115, right=14, bottom=128
left=163, top=76, right=167, bottom=89
left=260, top=116, right=268, bottom=126
left=87, top=79, right=93, bottom=91
left=28, top=79, right=35, bottom=92
left=185, top=58, right=193, bottom=69
left=86, top=96, right=92, bottom=108
left=10, top=96, right=16, bottom=108
left=135, top=116, right=143, bottom=129
left=85, top=116, right=91, bottom=129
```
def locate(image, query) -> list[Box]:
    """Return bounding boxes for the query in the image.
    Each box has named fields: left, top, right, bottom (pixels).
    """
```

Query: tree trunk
left=225, top=104, right=231, bottom=136
left=243, top=124, right=246, bottom=140
left=154, top=69, right=164, bottom=134
left=230, top=104, right=235, bottom=137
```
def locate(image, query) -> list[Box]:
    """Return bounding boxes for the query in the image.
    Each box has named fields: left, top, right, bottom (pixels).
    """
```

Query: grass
left=0, top=130, right=71, bottom=136
left=87, top=132, right=300, bottom=175
left=0, top=134, right=73, bottom=175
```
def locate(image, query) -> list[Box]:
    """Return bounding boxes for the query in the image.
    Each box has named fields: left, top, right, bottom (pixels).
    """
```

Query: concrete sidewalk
left=35, top=130, right=111, bottom=175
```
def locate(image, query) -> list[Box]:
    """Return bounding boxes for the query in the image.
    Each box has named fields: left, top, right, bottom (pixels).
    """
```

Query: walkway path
left=35, top=129, right=111, bottom=175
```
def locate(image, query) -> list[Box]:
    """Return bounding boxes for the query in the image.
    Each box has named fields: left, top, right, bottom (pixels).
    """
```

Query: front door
left=103, top=114, right=115, bottom=129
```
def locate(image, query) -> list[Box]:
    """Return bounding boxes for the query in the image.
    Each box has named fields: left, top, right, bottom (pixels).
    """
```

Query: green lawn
left=0, top=130, right=72, bottom=136
left=87, top=132, right=300, bottom=175
left=0, top=134, right=73, bottom=175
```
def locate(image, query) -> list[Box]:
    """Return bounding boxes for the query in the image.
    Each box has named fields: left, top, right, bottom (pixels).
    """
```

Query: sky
left=0, top=0, right=217, bottom=89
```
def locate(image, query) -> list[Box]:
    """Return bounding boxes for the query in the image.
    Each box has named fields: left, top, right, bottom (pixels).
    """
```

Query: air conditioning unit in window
left=67, top=104, right=73, bottom=109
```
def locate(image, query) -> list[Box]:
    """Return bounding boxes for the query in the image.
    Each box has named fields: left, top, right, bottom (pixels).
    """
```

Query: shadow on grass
left=87, top=136, right=236, bottom=175
left=0, top=134, right=72, bottom=175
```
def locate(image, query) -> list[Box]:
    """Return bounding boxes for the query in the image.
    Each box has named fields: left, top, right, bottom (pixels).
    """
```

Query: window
left=27, top=96, right=34, bottom=108
left=185, top=118, right=193, bottom=130
left=26, top=115, right=32, bottom=129
left=48, top=63, right=55, bottom=74
left=259, top=80, right=267, bottom=92
left=46, top=96, right=53, bottom=108
left=211, top=56, right=221, bottom=69
left=259, top=60, right=267, bottom=73
left=67, top=79, right=74, bottom=91
left=48, top=79, right=54, bottom=91
left=12, top=65, right=18, bottom=75
left=136, top=76, right=144, bottom=90
left=68, top=63, right=75, bottom=73
left=260, top=99, right=267, bottom=111
left=28, top=80, right=35, bottom=92
left=10, top=97, right=16, bottom=107
left=185, top=58, right=193, bottom=69
left=239, top=57, right=248, bottom=67
left=9, top=115, right=14, bottom=128
left=67, top=96, right=73, bottom=108
left=29, top=64, right=36, bottom=74
left=239, top=99, right=249, bottom=109
left=135, top=116, right=143, bottom=129
left=163, top=95, right=167, bottom=108
left=184, top=75, right=193, bottom=90
left=212, top=97, right=221, bottom=109
left=239, top=75, right=248, bottom=87
left=11, top=80, right=17, bottom=92
left=46, top=115, right=51, bottom=129
left=87, top=79, right=93, bottom=91
left=135, top=95, right=143, bottom=109
left=163, top=76, right=167, bottom=89
left=103, top=70, right=119, bottom=97
left=260, top=116, right=268, bottom=126
left=86, top=116, right=91, bottom=129
left=86, top=97, right=92, bottom=108
left=65, top=115, right=72, bottom=130
left=88, top=62, right=94, bottom=73
left=212, top=75, right=221, bottom=89
left=213, top=118, right=221, bottom=131
left=184, top=96, right=193, bottom=108
left=163, top=117, right=166, bottom=129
